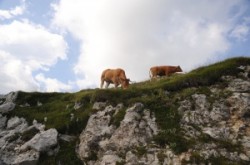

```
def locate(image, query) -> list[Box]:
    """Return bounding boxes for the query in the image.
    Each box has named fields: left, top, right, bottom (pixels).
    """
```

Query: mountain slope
left=0, top=57, right=249, bottom=165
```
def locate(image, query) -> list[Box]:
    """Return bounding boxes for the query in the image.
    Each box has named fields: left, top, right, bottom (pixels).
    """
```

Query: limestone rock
left=77, top=103, right=158, bottom=164
left=92, top=102, right=107, bottom=110
left=0, top=102, right=15, bottom=114
left=0, top=117, right=41, bottom=165
left=21, top=128, right=58, bottom=152
left=0, top=114, right=7, bottom=130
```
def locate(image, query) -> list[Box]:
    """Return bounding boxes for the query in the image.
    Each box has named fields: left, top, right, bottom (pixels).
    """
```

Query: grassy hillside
left=8, top=57, right=250, bottom=164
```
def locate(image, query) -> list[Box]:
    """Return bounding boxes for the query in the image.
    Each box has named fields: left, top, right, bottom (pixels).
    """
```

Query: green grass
left=7, top=57, right=250, bottom=163
left=38, top=139, right=83, bottom=165
left=109, top=108, right=126, bottom=127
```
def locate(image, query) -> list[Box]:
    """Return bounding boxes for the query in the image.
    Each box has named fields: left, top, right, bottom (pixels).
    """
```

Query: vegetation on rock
left=3, top=57, right=250, bottom=164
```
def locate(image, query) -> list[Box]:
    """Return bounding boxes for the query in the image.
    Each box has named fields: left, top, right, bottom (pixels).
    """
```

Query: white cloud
left=52, top=0, right=249, bottom=89
left=0, top=51, right=39, bottom=94
left=35, top=73, right=73, bottom=92
left=230, top=16, right=250, bottom=41
left=0, top=20, right=68, bottom=70
left=230, top=24, right=249, bottom=41
left=0, top=2, right=26, bottom=20
left=0, top=20, right=69, bottom=94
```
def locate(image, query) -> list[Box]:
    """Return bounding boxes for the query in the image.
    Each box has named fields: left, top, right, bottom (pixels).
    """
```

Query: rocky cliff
left=0, top=57, right=249, bottom=165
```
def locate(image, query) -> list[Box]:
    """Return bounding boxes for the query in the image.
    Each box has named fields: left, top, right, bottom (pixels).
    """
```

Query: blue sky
left=0, top=0, right=250, bottom=94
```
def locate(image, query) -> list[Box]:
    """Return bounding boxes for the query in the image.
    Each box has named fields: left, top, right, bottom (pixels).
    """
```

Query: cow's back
left=115, top=68, right=126, bottom=79
left=101, top=69, right=111, bottom=79
left=150, top=65, right=182, bottom=78
left=164, top=66, right=182, bottom=75
left=150, top=66, right=159, bottom=77
left=101, top=68, right=126, bottom=80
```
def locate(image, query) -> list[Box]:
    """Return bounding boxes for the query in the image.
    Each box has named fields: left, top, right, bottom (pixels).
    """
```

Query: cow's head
left=120, top=78, right=130, bottom=89
left=176, top=66, right=183, bottom=72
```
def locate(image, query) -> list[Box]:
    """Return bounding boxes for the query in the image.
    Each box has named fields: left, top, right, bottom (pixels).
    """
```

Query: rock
left=0, top=92, right=18, bottom=114
left=74, top=101, right=83, bottom=110
left=0, top=102, right=15, bottom=114
left=59, top=134, right=76, bottom=142
left=1, top=149, right=39, bottom=165
left=125, top=151, right=138, bottom=164
left=192, top=94, right=210, bottom=111
left=0, top=117, right=41, bottom=165
left=21, top=128, right=58, bottom=152
left=239, top=153, right=249, bottom=161
left=0, top=114, right=7, bottom=130
left=227, top=77, right=250, bottom=92
left=109, top=103, right=157, bottom=150
left=5, top=92, right=18, bottom=103
left=12, top=150, right=39, bottom=165
left=77, top=103, right=158, bottom=164
left=92, top=102, right=107, bottom=110
left=37, top=101, right=42, bottom=107
left=99, top=154, right=122, bottom=165
left=20, top=103, right=30, bottom=107
left=78, top=104, right=118, bottom=159
left=7, top=116, right=28, bottom=132
left=32, top=119, right=45, bottom=131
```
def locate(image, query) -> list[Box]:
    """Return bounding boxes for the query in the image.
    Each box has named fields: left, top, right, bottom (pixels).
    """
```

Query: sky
left=0, top=0, right=250, bottom=94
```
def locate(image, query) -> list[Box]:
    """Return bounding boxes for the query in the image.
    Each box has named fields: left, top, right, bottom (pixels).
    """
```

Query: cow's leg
left=114, top=83, right=119, bottom=88
left=105, top=82, right=110, bottom=88
left=150, top=74, right=156, bottom=81
left=149, top=70, right=153, bottom=81
left=100, top=80, right=104, bottom=88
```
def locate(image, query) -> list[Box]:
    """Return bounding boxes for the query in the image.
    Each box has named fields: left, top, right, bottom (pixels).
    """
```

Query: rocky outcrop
left=0, top=64, right=249, bottom=165
left=0, top=92, right=17, bottom=114
left=0, top=114, right=58, bottom=165
left=176, top=65, right=250, bottom=163
left=77, top=103, right=159, bottom=164
left=77, top=65, right=250, bottom=165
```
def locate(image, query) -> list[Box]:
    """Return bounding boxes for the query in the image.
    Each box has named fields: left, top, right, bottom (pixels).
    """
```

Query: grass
left=38, top=139, right=83, bottom=165
left=183, top=153, right=249, bottom=165
left=7, top=57, right=250, bottom=164
left=109, top=108, right=126, bottom=127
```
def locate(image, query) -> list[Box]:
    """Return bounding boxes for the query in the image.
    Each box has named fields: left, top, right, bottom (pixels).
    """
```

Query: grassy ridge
left=8, top=57, right=250, bottom=163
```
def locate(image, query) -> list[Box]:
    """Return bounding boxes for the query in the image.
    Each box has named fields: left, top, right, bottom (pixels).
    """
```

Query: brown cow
left=149, top=65, right=183, bottom=80
left=100, top=68, right=130, bottom=89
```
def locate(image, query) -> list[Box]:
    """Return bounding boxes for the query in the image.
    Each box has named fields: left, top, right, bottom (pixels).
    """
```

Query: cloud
left=0, top=51, right=38, bottom=94
left=52, top=0, right=249, bottom=89
left=0, top=1, right=26, bottom=20
left=35, top=73, right=73, bottom=92
left=0, top=20, right=69, bottom=94
left=230, top=17, right=250, bottom=41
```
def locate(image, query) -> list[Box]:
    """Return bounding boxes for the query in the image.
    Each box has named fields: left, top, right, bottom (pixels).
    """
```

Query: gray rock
left=227, top=78, right=250, bottom=92
left=7, top=116, right=28, bottom=132
left=12, top=150, right=39, bottom=165
left=0, top=117, right=41, bottom=165
left=92, top=102, right=107, bottom=110
left=59, top=134, right=76, bottom=142
left=0, top=114, right=7, bottom=130
left=77, top=103, right=158, bottom=164
left=99, top=154, right=122, bottom=165
left=5, top=92, right=18, bottom=103
left=74, top=101, right=83, bottom=110
left=0, top=102, right=15, bottom=114
left=78, top=104, right=117, bottom=159
left=21, top=128, right=58, bottom=152
left=239, top=153, right=249, bottom=161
